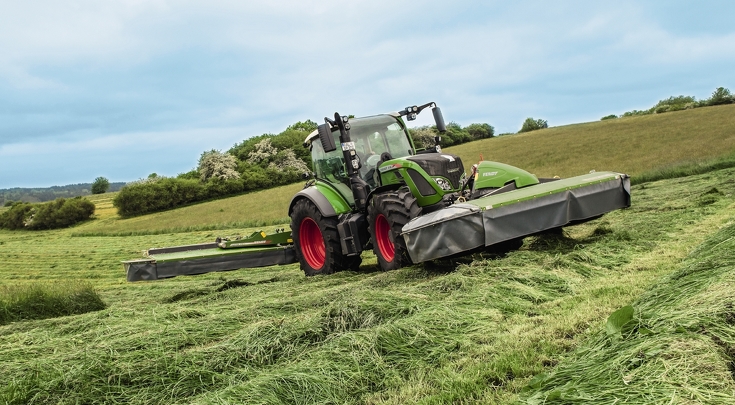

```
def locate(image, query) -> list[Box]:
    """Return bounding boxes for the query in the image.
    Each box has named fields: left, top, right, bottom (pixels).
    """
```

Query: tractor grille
left=406, top=153, right=465, bottom=189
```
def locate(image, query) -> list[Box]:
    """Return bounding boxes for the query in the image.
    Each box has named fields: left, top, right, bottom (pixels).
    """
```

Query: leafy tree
left=177, top=169, right=199, bottom=180
left=286, top=120, right=318, bottom=132
left=445, top=122, right=472, bottom=145
left=601, top=114, right=618, bottom=120
left=707, top=87, right=733, bottom=106
left=464, top=123, right=495, bottom=140
left=198, top=150, right=240, bottom=182
left=91, top=177, right=110, bottom=194
left=519, top=118, right=549, bottom=133
left=409, top=126, right=438, bottom=149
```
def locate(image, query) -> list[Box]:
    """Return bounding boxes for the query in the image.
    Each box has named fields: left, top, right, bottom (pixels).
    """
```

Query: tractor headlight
left=433, top=177, right=452, bottom=191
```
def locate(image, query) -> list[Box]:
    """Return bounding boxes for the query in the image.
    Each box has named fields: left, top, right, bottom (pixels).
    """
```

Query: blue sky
left=1, top=0, right=734, bottom=188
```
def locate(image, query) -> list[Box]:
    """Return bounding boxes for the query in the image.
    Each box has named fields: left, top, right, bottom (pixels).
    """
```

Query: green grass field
left=1, top=107, right=735, bottom=404
left=450, top=103, right=735, bottom=178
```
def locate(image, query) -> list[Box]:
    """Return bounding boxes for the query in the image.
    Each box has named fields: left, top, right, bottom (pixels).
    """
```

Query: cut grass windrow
left=0, top=282, right=106, bottom=325
left=521, top=218, right=735, bottom=404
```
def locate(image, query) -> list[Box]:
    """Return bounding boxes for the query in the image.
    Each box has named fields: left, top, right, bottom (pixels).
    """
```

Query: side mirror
left=432, top=107, right=446, bottom=133
left=318, top=123, right=337, bottom=152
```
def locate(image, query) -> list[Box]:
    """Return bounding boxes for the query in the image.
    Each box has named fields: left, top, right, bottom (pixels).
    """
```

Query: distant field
left=450, top=103, right=735, bottom=178
left=1, top=166, right=733, bottom=403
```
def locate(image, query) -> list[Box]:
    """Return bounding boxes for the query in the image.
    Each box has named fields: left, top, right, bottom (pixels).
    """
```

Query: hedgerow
left=0, top=197, right=95, bottom=230
left=607, top=86, right=734, bottom=119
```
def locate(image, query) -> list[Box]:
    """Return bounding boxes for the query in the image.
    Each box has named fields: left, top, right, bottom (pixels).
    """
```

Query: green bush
left=0, top=198, right=95, bottom=230
left=0, top=282, right=106, bottom=325
left=91, top=176, right=110, bottom=194
left=0, top=203, right=34, bottom=229
left=464, top=123, right=495, bottom=140
left=113, top=176, right=248, bottom=217
left=707, top=87, right=733, bottom=106
left=113, top=177, right=205, bottom=217
left=601, top=114, right=618, bottom=120
left=519, top=117, right=549, bottom=133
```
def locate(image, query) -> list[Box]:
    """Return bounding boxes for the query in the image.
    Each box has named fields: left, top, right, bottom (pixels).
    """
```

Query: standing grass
left=449, top=103, right=735, bottom=178
left=521, top=219, right=735, bottom=403
left=0, top=281, right=106, bottom=325
left=0, top=167, right=733, bottom=403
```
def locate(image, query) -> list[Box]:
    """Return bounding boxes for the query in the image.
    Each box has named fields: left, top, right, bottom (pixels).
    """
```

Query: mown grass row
left=521, top=218, right=735, bottom=403
left=71, top=217, right=291, bottom=237
left=0, top=282, right=106, bottom=325
left=1, top=167, right=733, bottom=404
left=631, top=151, right=735, bottom=185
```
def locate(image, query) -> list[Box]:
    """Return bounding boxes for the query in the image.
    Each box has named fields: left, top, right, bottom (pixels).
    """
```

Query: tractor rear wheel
left=368, top=188, right=421, bottom=271
left=291, top=199, right=352, bottom=276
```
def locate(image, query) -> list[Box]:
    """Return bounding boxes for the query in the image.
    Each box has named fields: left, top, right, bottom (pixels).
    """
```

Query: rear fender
left=289, top=185, right=351, bottom=218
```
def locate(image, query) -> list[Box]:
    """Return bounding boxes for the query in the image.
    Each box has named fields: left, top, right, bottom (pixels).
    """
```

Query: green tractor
left=288, top=102, right=629, bottom=276
left=124, top=102, right=630, bottom=282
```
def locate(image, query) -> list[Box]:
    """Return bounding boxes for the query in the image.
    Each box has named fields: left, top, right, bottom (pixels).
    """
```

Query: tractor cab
left=304, top=114, right=415, bottom=200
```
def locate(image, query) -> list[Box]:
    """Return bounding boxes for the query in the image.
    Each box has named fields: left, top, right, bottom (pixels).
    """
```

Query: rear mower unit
left=124, top=102, right=630, bottom=281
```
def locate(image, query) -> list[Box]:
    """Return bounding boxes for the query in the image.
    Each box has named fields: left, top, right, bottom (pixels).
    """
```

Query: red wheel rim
left=300, top=217, right=325, bottom=269
left=375, top=214, right=395, bottom=262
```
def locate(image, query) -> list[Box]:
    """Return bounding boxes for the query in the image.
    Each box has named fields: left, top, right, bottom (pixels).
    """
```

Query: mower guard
left=401, top=171, right=630, bottom=263
left=123, top=231, right=297, bottom=282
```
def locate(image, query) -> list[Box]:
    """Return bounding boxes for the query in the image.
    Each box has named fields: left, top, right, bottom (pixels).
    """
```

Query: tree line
left=113, top=119, right=496, bottom=217
left=602, top=86, right=734, bottom=120
left=0, top=182, right=125, bottom=206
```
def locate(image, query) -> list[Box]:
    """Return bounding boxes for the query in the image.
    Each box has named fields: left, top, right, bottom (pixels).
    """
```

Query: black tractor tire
left=290, top=199, right=352, bottom=276
left=368, top=188, right=422, bottom=271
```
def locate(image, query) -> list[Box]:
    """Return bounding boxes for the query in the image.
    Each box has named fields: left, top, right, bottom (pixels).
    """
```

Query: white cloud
left=1, top=0, right=734, bottom=187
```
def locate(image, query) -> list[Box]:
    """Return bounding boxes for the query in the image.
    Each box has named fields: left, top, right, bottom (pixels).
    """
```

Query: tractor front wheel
left=368, top=189, right=421, bottom=271
left=291, top=199, right=353, bottom=276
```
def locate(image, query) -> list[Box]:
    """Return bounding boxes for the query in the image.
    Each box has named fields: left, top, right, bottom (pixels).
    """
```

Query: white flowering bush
left=269, top=149, right=310, bottom=173
left=198, top=150, right=240, bottom=182
left=246, top=139, right=278, bottom=165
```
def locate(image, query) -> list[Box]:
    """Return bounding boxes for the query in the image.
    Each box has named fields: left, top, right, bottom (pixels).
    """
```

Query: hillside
left=0, top=182, right=126, bottom=205
left=449, top=103, right=735, bottom=178
left=77, top=103, right=735, bottom=235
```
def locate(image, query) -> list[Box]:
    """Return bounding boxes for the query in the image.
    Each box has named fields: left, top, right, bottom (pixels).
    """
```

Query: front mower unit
left=401, top=171, right=630, bottom=262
